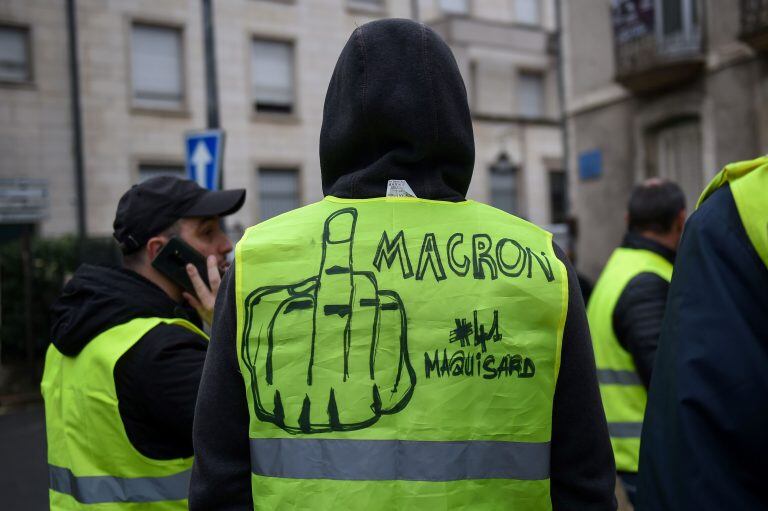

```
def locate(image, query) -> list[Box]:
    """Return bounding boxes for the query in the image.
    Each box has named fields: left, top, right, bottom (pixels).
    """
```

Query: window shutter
left=252, top=40, right=294, bottom=112
left=259, top=168, right=299, bottom=220
left=132, top=24, right=183, bottom=108
left=0, top=26, right=30, bottom=82
left=518, top=72, right=545, bottom=118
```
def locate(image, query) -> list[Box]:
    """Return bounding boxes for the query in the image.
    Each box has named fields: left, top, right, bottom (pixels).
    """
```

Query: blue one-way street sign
left=185, top=130, right=224, bottom=190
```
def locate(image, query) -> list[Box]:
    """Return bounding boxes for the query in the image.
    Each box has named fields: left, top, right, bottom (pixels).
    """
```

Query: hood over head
left=50, top=265, right=199, bottom=356
left=320, top=18, right=474, bottom=201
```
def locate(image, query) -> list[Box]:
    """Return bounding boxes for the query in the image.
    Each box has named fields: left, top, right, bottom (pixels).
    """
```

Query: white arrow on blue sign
left=185, top=130, right=224, bottom=190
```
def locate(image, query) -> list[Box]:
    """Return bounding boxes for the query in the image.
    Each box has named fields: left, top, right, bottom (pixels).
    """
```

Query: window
left=646, top=119, right=702, bottom=212
left=251, top=39, right=295, bottom=114
left=259, top=168, right=299, bottom=220
left=439, top=0, right=469, bottom=15
left=515, top=0, right=541, bottom=25
left=656, top=0, right=700, bottom=53
left=0, top=25, right=31, bottom=83
left=517, top=71, right=545, bottom=118
left=348, top=0, right=385, bottom=8
left=131, top=23, right=184, bottom=109
left=489, top=154, right=518, bottom=215
left=662, top=0, right=683, bottom=35
left=548, top=170, right=567, bottom=224
left=138, top=163, right=185, bottom=183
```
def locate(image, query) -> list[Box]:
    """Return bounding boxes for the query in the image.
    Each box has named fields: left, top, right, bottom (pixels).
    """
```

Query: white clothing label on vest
left=386, top=180, right=417, bottom=198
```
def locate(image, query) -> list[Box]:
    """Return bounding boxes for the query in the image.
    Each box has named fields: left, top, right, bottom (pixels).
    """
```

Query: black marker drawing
left=448, top=310, right=502, bottom=352
left=241, top=208, right=416, bottom=434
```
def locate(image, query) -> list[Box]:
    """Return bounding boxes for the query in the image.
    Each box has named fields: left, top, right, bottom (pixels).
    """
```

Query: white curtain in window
left=251, top=40, right=294, bottom=106
left=518, top=72, right=545, bottom=118
left=0, top=27, right=28, bottom=81
left=131, top=24, right=182, bottom=107
left=259, top=169, right=299, bottom=220
left=439, top=0, right=469, bottom=14
left=515, top=0, right=541, bottom=25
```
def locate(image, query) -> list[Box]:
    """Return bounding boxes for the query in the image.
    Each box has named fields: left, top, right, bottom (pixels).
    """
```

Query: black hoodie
left=190, top=19, right=615, bottom=510
left=49, top=264, right=208, bottom=459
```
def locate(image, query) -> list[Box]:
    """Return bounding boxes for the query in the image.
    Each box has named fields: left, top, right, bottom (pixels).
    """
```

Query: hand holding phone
left=151, top=237, right=221, bottom=325
left=151, top=237, right=210, bottom=295
left=182, top=258, right=221, bottom=326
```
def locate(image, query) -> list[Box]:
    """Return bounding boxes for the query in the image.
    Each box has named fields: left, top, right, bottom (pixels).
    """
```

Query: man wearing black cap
left=41, top=177, right=245, bottom=509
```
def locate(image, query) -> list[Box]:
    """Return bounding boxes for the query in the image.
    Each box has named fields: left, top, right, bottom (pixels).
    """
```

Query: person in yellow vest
left=189, top=19, right=616, bottom=511
left=42, top=176, right=245, bottom=509
left=638, top=157, right=768, bottom=510
left=587, top=179, right=686, bottom=505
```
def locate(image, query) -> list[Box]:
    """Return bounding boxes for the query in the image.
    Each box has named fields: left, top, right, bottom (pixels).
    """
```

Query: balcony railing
left=613, top=1, right=704, bottom=95
left=741, top=0, right=768, bottom=51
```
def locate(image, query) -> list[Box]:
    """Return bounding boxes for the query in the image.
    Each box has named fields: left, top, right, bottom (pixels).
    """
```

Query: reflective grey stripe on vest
left=250, top=438, right=550, bottom=481
left=49, top=465, right=190, bottom=504
left=596, top=369, right=642, bottom=386
left=608, top=422, right=643, bottom=438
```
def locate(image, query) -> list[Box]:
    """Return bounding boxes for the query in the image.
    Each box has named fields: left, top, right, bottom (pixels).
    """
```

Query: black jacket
left=190, top=19, right=615, bottom=511
left=612, top=232, right=676, bottom=389
left=637, top=185, right=768, bottom=510
left=49, top=264, right=207, bottom=459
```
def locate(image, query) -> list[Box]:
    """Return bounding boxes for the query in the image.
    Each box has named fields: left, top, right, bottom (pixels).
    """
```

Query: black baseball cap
left=113, top=176, right=246, bottom=254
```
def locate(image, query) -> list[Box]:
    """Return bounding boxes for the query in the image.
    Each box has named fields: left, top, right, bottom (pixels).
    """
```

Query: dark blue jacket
left=637, top=184, right=768, bottom=510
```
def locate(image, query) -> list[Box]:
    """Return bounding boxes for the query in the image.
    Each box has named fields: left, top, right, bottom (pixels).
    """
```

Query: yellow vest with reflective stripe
left=41, top=316, right=208, bottom=510
left=587, top=248, right=673, bottom=473
left=698, top=155, right=768, bottom=268
left=235, top=197, right=568, bottom=510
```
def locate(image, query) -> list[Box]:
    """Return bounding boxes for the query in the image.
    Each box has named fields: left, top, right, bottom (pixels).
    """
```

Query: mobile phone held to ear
left=151, top=237, right=210, bottom=296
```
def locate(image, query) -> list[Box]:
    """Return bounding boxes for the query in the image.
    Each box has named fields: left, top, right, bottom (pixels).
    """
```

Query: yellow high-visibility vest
left=41, top=316, right=208, bottom=510
left=698, top=155, right=768, bottom=268
left=235, top=196, right=568, bottom=510
left=587, top=247, right=673, bottom=473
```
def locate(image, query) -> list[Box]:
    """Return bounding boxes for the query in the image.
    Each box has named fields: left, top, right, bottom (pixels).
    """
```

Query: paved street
left=0, top=405, right=48, bottom=510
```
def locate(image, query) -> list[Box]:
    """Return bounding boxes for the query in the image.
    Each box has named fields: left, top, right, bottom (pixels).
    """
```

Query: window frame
left=0, top=22, right=33, bottom=86
left=514, top=0, right=542, bottom=27
left=547, top=169, right=568, bottom=225
left=128, top=19, right=188, bottom=114
left=134, top=160, right=186, bottom=183
left=438, top=0, right=471, bottom=16
left=249, top=35, right=298, bottom=119
left=488, top=155, right=520, bottom=215
left=516, top=69, right=546, bottom=119
left=346, top=0, right=388, bottom=15
left=256, top=165, right=302, bottom=221
left=654, top=0, right=701, bottom=55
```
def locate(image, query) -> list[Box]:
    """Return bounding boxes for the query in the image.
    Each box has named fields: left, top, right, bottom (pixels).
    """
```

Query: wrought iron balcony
left=613, top=0, right=705, bottom=95
left=741, top=0, right=768, bottom=51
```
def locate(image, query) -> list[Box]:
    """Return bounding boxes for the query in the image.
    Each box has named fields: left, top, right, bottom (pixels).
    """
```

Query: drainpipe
left=201, top=0, right=222, bottom=191
left=555, top=0, right=571, bottom=215
left=66, top=0, right=86, bottom=240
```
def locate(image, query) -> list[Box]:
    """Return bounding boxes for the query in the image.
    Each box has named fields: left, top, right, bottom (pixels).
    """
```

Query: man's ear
left=146, top=236, right=167, bottom=262
left=677, top=209, right=687, bottom=232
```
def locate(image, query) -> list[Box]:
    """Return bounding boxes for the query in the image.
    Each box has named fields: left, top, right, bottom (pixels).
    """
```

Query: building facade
left=563, top=0, right=768, bottom=278
left=0, top=0, right=563, bottom=240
